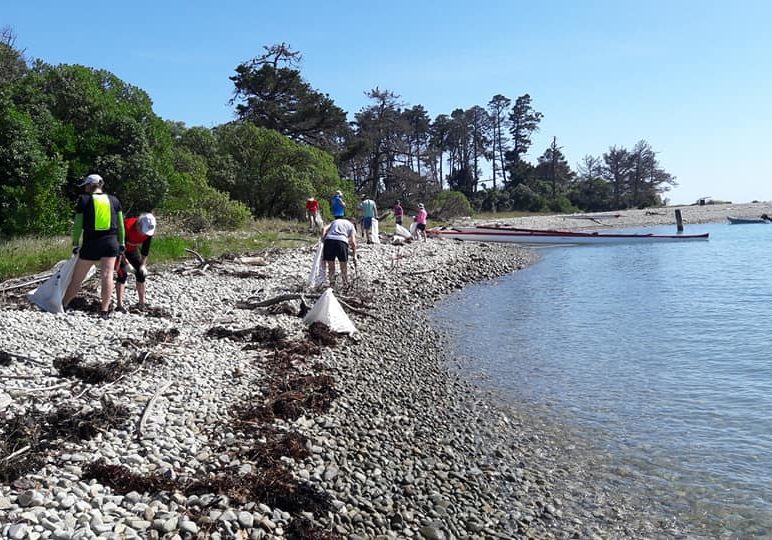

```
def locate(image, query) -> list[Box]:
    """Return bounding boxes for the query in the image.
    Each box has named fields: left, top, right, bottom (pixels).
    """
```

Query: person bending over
left=116, top=213, right=156, bottom=312
left=321, top=216, right=357, bottom=286
left=62, top=174, right=125, bottom=319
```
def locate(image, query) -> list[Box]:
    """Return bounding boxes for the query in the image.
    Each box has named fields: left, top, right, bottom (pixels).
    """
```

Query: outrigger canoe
left=428, top=225, right=710, bottom=245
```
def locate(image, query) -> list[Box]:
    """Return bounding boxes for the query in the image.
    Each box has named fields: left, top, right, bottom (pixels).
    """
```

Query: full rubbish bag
left=303, top=288, right=357, bottom=334
left=28, top=256, right=94, bottom=313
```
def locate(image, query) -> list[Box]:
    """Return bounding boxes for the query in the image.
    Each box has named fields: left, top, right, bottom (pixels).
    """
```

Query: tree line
left=0, top=33, right=676, bottom=239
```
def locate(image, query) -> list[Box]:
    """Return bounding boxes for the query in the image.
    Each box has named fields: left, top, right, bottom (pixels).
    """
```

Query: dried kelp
left=54, top=355, right=126, bottom=384
left=285, top=518, right=342, bottom=540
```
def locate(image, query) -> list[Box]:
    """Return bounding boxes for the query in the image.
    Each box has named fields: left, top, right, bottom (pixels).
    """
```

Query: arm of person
left=349, top=232, right=357, bottom=257
left=140, top=236, right=152, bottom=265
left=117, top=211, right=126, bottom=247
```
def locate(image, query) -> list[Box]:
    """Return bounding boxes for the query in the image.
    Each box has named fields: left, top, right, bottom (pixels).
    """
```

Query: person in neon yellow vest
left=63, top=174, right=125, bottom=319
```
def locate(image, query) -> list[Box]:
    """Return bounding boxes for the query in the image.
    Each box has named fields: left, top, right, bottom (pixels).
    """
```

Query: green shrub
left=431, top=191, right=472, bottom=219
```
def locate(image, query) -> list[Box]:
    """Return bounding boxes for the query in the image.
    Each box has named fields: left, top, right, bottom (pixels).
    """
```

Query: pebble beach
left=1, top=202, right=767, bottom=540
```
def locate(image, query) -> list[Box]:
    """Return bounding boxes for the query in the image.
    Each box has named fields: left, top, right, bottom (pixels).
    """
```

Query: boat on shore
left=429, top=225, right=710, bottom=245
left=727, top=216, right=770, bottom=224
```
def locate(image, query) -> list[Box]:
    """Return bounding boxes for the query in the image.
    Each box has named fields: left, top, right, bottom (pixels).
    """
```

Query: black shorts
left=116, top=250, right=146, bottom=284
left=79, top=236, right=119, bottom=261
left=417, top=223, right=426, bottom=231
left=322, top=239, right=349, bottom=262
left=395, top=216, right=403, bottom=225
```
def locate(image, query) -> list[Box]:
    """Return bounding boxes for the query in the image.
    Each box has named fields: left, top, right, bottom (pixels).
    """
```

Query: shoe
left=115, top=305, right=128, bottom=314
left=99, top=311, right=110, bottom=320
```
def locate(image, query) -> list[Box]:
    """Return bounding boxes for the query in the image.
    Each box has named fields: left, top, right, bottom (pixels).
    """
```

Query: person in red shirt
left=306, top=197, right=321, bottom=232
left=115, top=213, right=156, bottom=311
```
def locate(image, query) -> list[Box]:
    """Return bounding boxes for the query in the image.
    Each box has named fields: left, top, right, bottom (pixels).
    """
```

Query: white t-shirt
left=325, top=218, right=355, bottom=243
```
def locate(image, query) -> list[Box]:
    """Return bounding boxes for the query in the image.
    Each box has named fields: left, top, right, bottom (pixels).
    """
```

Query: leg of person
left=136, top=281, right=146, bottom=306
left=99, top=256, right=117, bottom=314
left=340, top=261, right=348, bottom=284
left=63, top=258, right=97, bottom=307
left=115, top=256, right=129, bottom=310
left=100, top=257, right=115, bottom=316
left=326, top=261, right=336, bottom=286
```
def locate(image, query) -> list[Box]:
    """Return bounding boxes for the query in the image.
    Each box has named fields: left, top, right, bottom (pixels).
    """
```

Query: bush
left=509, top=184, right=545, bottom=212
left=431, top=191, right=472, bottom=219
left=546, top=196, right=578, bottom=214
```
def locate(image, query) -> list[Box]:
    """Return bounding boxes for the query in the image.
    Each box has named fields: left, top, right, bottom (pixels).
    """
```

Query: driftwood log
left=137, top=381, right=173, bottom=440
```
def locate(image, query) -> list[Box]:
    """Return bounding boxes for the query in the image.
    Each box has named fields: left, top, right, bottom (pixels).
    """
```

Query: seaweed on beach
left=0, top=415, right=45, bottom=482
left=53, top=355, right=126, bottom=384
left=246, top=374, right=339, bottom=422
left=206, top=324, right=288, bottom=345
left=43, top=397, right=130, bottom=441
left=84, top=459, right=173, bottom=494
left=230, top=427, right=311, bottom=468
left=285, top=518, right=342, bottom=540
left=306, top=322, right=338, bottom=347
left=65, top=294, right=102, bottom=313
left=144, top=327, right=180, bottom=344
left=186, top=467, right=332, bottom=515
left=127, top=304, right=172, bottom=318
left=0, top=398, right=129, bottom=482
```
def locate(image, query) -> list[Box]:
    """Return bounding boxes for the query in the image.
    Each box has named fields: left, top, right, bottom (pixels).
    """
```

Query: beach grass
left=0, top=218, right=318, bottom=281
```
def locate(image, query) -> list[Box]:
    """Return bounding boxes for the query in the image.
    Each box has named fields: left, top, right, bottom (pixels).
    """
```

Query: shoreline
left=0, top=233, right=701, bottom=538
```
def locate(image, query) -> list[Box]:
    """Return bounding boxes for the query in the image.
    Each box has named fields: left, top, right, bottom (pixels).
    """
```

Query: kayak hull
left=429, top=227, right=710, bottom=245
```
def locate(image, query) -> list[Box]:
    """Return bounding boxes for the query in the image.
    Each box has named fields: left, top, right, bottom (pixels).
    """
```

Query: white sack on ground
left=395, top=224, right=412, bottom=239
left=410, top=222, right=418, bottom=239
left=314, top=213, right=324, bottom=231
left=370, top=218, right=380, bottom=244
left=391, top=235, right=405, bottom=245
left=28, top=256, right=94, bottom=313
left=303, top=288, right=357, bottom=334
left=308, top=242, right=326, bottom=289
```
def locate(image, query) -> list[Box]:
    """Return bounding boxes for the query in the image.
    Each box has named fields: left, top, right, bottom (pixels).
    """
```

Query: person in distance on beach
left=115, top=212, right=156, bottom=312
left=414, top=203, right=428, bottom=241
left=358, top=193, right=377, bottom=244
left=393, top=200, right=404, bottom=226
left=306, top=196, right=320, bottom=231
left=331, top=190, right=346, bottom=218
left=321, top=215, right=357, bottom=287
left=63, top=174, right=125, bottom=320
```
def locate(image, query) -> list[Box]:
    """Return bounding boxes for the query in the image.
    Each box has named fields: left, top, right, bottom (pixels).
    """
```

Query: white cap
left=78, top=173, right=103, bottom=187
left=418, top=203, right=425, bottom=209
left=138, top=213, right=156, bottom=236
left=335, top=190, right=342, bottom=196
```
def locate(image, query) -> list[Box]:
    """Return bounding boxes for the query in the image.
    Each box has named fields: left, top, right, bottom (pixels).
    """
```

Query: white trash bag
left=314, top=213, right=324, bottom=231
left=395, top=224, right=412, bottom=239
left=410, top=222, right=418, bottom=239
left=370, top=218, right=380, bottom=244
left=28, top=256, right=94, bottom=313
left=303, top=288, right=357, bottom=334
left=308, top=242, right=327, bottom=289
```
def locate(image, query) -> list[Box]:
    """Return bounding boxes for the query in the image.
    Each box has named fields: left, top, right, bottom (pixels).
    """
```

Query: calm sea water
left=433, top=222, right=772, bottom=536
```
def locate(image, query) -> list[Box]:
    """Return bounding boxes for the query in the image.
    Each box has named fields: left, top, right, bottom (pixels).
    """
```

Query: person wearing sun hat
left=331, top=190, right=346, bottom=219
left=414, top=203, right=428, bottom=241
left=115, top=212, right=157, bottom=312
left=63, top=173, right=125, bottom=319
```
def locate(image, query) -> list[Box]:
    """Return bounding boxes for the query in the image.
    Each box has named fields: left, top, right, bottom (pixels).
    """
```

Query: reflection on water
left=433, top=223, right=772, bottom=535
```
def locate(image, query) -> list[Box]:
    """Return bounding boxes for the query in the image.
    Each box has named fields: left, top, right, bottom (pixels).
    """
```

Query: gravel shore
left=0, top=210, right=736, bottom=539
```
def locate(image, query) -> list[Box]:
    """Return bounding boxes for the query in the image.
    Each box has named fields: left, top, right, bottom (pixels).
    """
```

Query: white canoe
left=429, top=226, right=710, bottom=245
left=727, top=216, right=769, bottom=224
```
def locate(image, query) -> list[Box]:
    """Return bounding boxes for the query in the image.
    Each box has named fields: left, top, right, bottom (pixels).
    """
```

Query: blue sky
left=4, top=0, right=772, bottom=204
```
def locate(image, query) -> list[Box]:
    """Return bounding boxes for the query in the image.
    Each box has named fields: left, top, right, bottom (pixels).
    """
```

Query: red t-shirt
left=125, top=217, right=152, bottom=255
left=306, top=199, right=319, bottom=213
